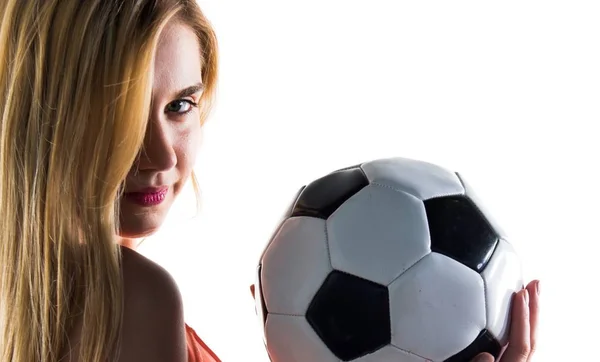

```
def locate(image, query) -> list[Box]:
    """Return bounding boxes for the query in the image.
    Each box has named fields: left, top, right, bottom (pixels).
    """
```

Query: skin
left=473, top=279, right=541, bottom=362
left=118, top=20, right=204, bottom=250
left=249, top=279, right=541, bottom=362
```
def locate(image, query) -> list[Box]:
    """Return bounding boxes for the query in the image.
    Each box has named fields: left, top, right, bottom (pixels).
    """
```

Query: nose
left=137, top=120, right=177, bottom=172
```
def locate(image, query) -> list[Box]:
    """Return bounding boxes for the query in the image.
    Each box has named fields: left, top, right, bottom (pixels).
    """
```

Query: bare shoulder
left=118, top=246, right=187, bottom=362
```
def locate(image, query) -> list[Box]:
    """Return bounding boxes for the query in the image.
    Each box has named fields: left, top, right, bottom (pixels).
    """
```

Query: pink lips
left=125, top=187, right=169, bottom=206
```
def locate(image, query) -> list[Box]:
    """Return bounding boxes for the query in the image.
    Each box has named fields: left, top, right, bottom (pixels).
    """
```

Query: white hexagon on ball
left=261, top=216, right=332, bottom=316
left=326, top=183, right=431, bottom=286
left=388, top=252, right=486, bottom=361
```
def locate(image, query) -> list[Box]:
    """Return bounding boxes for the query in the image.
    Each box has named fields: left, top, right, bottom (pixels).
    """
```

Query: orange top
left=185, top=324, right=221, bottom=362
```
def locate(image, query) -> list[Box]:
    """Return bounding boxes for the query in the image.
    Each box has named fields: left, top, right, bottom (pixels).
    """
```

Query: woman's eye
left=166, top=99, right=197, bottom=114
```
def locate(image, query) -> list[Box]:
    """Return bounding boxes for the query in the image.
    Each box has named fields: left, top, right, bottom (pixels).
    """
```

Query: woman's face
left=118, top=21, right=203, bottom=243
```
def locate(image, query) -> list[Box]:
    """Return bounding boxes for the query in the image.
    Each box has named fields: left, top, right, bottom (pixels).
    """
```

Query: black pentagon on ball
left=445, top=329, right=502, bottom=362
left=424, top=194, right=499, bottom=273
left=306, top=270, right=391, bottom=361
left=290, top=165, right=369, bottom=219
left=283, top=185, right=306, bottom=219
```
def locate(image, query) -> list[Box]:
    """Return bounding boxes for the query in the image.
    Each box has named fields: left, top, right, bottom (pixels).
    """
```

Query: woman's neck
left=117, top=237, right=145, bottom=251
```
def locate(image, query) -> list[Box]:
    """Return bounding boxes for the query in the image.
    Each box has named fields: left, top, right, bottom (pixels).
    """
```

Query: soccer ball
left=254, top=157, right=523, bottom=362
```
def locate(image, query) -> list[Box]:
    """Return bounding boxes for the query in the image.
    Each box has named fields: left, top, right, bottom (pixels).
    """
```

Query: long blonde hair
left=0, top=0, right=218, bottom=361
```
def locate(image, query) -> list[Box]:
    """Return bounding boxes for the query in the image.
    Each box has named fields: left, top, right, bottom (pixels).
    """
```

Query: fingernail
left=535, top=280, right=541, bottom=296
left=524, top=288, right=530, bottom=305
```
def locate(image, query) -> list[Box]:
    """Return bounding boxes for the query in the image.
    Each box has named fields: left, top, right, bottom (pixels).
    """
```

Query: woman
left=0, top=0, right=219, bottom=361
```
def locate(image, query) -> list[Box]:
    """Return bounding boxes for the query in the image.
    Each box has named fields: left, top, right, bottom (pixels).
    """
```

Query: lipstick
left=125, top=187, right=168, bottom=206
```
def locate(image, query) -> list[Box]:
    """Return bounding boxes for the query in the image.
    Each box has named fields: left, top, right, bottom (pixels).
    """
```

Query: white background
left=138, top=1, right=599, bottom=361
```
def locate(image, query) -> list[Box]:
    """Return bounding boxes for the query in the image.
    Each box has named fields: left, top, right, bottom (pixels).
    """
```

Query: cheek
left=174, top=123, right=202, bottom=175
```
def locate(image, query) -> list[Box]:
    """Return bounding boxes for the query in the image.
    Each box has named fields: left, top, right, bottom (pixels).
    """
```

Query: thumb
left=471, top=353, right=494, bottom=362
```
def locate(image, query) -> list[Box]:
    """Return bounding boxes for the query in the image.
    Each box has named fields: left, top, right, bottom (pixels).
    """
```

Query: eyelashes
left=165, top=99, right=198, bottom=116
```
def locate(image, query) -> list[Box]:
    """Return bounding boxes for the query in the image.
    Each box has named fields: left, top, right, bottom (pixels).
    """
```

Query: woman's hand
left=471, top=280, right=540, bottom=362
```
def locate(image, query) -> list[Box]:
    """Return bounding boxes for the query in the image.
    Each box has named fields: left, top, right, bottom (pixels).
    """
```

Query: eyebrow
left=175, top=82, right=204, bottom=99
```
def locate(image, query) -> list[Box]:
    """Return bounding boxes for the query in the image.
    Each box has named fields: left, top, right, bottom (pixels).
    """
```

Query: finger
left=525, top=280, right=540, bottom=361
left=250, top=284, right=257, bottom=315
left=471, top=352, right=495, bottom=362
left=502, top=288, right=531, bottom=361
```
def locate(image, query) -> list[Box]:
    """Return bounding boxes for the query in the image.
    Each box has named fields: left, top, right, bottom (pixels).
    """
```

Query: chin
left=119, top=207, right=170, bottom=239
left=118, top=224, right=161, bottom=239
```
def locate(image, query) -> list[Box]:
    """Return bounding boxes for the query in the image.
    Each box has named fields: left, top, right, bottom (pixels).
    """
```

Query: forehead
left=153, top=22, right=202, bottom=90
